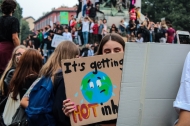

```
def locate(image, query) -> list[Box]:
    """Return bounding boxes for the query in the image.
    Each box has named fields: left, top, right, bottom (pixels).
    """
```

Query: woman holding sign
left=63, top=33, right=125, bottom=126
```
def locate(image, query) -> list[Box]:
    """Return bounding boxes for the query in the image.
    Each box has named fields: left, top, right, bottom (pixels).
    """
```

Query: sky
left=17, top=0, right=78, bottom=20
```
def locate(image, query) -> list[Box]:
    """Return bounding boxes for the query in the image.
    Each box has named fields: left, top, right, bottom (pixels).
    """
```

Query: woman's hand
left=20, top=97, right=29, bottom=108
left=62, top=99, right=76, bottom=116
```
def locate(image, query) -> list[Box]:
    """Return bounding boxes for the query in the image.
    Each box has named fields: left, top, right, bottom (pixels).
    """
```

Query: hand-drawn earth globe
left=80, top=71, right=113, bottom=104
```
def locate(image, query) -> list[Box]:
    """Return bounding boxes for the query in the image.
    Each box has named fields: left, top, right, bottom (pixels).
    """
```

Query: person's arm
left=165, top=32, right=168, bottom=38
left=176, top=110, right=190, bottom=126
left=12, top=18, right=20, bottom=47
left=12, top=33, right=20, bottom=47
left=20, top=97, right=29, bottom=108
left=87, top=16, right=93, bottom=22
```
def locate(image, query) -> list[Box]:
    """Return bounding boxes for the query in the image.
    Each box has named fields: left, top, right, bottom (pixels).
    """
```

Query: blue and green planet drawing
left=74, top=71, right=116, bottom=104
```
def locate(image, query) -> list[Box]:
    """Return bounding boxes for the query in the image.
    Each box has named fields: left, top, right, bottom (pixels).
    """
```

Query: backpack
left=25, top=77, right=56, bottom=126
left=89, top=6, right=96, bottom=18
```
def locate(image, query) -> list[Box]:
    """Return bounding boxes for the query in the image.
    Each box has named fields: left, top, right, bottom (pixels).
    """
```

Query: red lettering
left=88, top=104, right=99, bottom=117
left=72, top=104, right=99, bottom=123
left=72, top=105, right=82, bottom=123
left=81, top=104, right=90, bottom=119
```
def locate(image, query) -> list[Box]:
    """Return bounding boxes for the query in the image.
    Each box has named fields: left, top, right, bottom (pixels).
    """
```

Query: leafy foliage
left=21, top=19, right=30, bottom=42
left=142, top=0, right=190, bottom=31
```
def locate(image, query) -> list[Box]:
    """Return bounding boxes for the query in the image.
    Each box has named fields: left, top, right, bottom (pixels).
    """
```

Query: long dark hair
left=9, top=49, right=43, bottom=100
left=96, top=33, right=125, bottom=55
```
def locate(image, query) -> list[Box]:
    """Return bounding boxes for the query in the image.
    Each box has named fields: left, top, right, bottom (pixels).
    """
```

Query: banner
left=60, top=12, right=69, bottom=24
left=51, top=34, right=67, bottom=47
left=62, top=53, right=124, bottom=126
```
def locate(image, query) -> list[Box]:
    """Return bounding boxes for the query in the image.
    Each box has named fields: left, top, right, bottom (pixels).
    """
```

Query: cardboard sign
left=51, top=34, right=67, bottom=48
left=117, top=43, right=190, bottom=126
left=61, top=53, right=124, bottom=126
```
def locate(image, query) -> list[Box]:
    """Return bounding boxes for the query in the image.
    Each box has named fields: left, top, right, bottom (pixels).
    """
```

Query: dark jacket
left=0, top=68, right=15, bottom=114
left=3, top=67, right=15, bottom=96
left=53, top=71, right=71, bottom=126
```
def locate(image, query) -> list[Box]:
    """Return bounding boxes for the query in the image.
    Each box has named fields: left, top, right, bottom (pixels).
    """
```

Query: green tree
left=21, top=19, right=30, bottom=42
left=142, top=0, right=190, bottom=31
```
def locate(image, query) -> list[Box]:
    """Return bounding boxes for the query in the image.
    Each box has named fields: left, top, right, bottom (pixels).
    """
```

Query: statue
left=99, top=0, right=130, bottom=16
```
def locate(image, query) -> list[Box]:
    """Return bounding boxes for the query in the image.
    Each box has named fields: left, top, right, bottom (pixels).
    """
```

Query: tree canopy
left=142, top=0, right=190, bottom=31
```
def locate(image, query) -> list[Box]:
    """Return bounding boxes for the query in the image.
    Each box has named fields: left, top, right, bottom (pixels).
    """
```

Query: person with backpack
left=21, top=41, right=80, bottom=126
left=2, top=49, right=42, bottom=125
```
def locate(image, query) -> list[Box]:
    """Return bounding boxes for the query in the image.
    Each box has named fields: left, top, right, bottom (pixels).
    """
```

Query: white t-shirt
left=103, top=24, right=107, bottom=35
left=62, top=32, right=72, bottom=41
left=173, top=52, right=190, bottom=112
left=70, top=20, right=73, bottom=26
left=82, top=21, right=90, bottom=32
left=83, top=0, right=87, bottom=5
left=136, top=37, right=143, bottom=43
left=90, top=23, right=94, bottom=33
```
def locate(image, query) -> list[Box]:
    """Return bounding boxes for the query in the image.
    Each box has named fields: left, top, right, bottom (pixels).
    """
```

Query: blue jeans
left=82, top=5, right=86, bottom=17
left=43, top=43, right=47, bottom=56
left=83, top=32, right=89, bottom=45
left=150, top=32, right=153, bottom=42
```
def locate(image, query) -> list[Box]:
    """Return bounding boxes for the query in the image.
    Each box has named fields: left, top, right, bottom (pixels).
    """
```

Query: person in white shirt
left=88, top=45, right=94, bottom=56
left=69, top=15, right=74, bottom=32
left=82, top=16, right=92, bottom=45
left=62, top=27, right=72, bottom=42
left=89, top=19, right=94, bottom=44
left=102, top=19, right=108, bottom=37
left=136, top=33, right=144, bottom=43
left=173, top=52, right=190, bottom=126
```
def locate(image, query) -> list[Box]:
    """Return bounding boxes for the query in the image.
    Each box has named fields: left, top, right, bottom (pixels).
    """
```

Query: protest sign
left=60, top=12, right=69, bottom=24
left=117, top=43, right=190, bottom=126
left=161, top=17, right=166, bottom=25
left=62, top=53, right=124, bottom=126
left=51, top=34, right=67, bottom=48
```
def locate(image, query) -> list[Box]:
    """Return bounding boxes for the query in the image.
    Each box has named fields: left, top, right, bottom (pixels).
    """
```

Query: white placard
left=51, top=34, right=67, bottom=48
left=117, top=43, right=190, bottom=126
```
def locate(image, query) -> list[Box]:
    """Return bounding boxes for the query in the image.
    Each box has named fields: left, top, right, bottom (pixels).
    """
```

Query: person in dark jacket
left=0, top=45, right=26, bottom=114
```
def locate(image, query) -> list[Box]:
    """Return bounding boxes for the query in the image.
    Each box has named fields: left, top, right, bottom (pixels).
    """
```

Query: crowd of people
left=0, top=0, right=189, bottom=126
left=23, top=9, right=176, bottom=63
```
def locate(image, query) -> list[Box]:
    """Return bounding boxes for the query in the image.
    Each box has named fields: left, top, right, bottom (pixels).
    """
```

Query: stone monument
left=98, top=0, right=130, bottom=26
left=77, top=0, right=142, bottom=27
